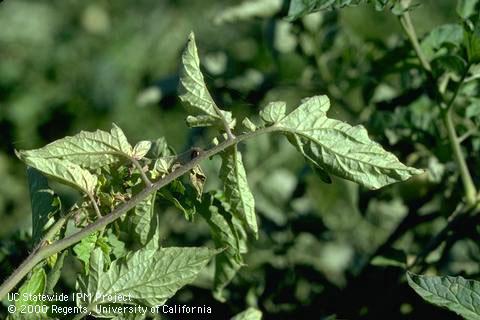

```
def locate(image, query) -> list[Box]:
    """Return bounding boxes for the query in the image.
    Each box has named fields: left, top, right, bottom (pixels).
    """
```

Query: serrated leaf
left=18, top=123, right=133, bottom=169
left=260, top=101, right=286, bottom=124
left=277, top=95, right=423, bottom=189
left=73, top=233, right=98, bottom=275
left=199, top=192, right=247, bottom=302
left=27, top=168, right=57, bottom=245
left=215, top=0, right=283, bottom=24
left=129, top=192, right=157, bottom=246
left=132, top=140, right=152, bottom=160
left=220, top=146, right=258, bottom=238
left=231, top=307, right=263, bottom=320
left=407, top=272, right=480, bottom=320
left=179, top=32, right=234, bottom=129
left=78, top=247, right=218, bottom=314
left=23, top=158, right=97, bottom=194
left=13, top=268, right=48, bottom=320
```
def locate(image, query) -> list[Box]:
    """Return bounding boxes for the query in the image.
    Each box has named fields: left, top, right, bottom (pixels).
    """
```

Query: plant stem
left=443, top=109, right=477, bottom=205
left=131, top=158, right=153, bottom=187
left=88, top=193, right=102, bottom=219
left=213, top=105, right=236, bottom=140
left=0, top=126, right=278, bottom=300
left=398, top=8, right=431, bottom=73
left=398, top=7, right=477, bottom=206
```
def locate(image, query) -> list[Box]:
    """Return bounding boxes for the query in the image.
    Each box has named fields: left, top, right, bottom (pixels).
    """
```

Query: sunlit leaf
left=199, top=192, right=247, bottom=302
left=18, top=124, right=133, bottom=169
left=179, top=32, right=234, bottom=129
left=132, top=140, right=152, bottom=160
left=220, top=146, right=258, bottom=237
left=260, top=101, right=286, bottom=124
left=277, top=95, right=423, bottom=189
left=23, top=158, right=97, bottom=194
left=78, top=247, right=218, bottom=315
left=129, top=192, right=157, bottom=246
left=407, top=272, right=480, bottom=320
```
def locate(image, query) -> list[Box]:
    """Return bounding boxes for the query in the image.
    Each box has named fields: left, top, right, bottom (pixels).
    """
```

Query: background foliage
left=0, top=0, right=479, bottom=319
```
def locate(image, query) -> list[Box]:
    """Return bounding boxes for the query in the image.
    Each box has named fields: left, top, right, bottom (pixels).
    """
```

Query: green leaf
left=466, top=98, right=480, bottom=118
left=286, top=0, right=395, bottom=20
left=13, top=268, right=48, bottom=320
left=421, top=24, right=464, bottom=60
left=46, top=251, right=67, bottom=294
left=407, top=272, right=480, bottom=320
left=431, top=54, right=467, bottom=77
left=149, top=137, right=172, bottom=158
left=457, top=0, right=479, bottom=19
left=242, top=117, right=257, bottom=132
left=78, top=247, right=218, bottom=315
left=129, top=192, right=157, bottom=246
left=231, top=307, right=263, bottom=320
left=199, top=192, right=247, bottom=302
left=73, top=233, right=98, bottom=275
left=159, top=180, right=197, bottom=221
left=111, top=314, right=146, bottom=320
left=18, top=123, right=133, bottom=169
left=465, top=24, right=480, bottom=64
left=132, top=140, right=152, bottom=160
left=220, top=146, right=258, bottom=237
left=23, top=158, right=97, bottom=194
left=214, top=0, right=283, bottom=24
left=179, top=32, right=234, bottom=129
left=370, top=248, right=406, bottom=268
left=277, top=95, right=423, bottom=189
left=186, top=114, right=236, bottom=128
left=27, top=167, right=57, bottom=245
left=260, top=101, right=286, bottom=124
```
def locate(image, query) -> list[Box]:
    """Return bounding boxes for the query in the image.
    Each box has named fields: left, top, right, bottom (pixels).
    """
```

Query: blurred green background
left=0, top=0, right=473, bottom=319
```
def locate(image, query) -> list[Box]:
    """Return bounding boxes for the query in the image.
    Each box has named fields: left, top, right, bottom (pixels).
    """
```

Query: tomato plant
left=0, top=0, right=479, bottom=319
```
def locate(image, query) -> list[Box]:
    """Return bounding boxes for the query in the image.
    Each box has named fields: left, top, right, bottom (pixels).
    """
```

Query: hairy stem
left=0, top=126, right=278, bottom=300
